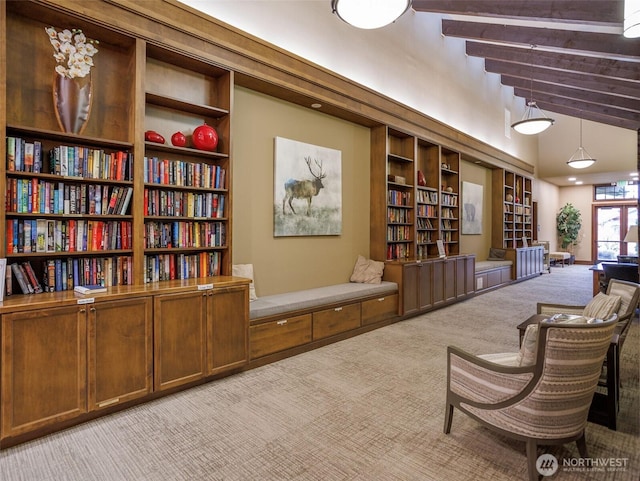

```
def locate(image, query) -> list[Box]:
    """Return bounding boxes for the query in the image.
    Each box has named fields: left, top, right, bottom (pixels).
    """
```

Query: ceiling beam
left=532, top=100, right=639, bottom=130
left=484, top=59, right=639, bottom=98
left=466, top=42, right=640, bottom=82
left=442, top=20, right=639, bottom=59
left=412, top=1, right=623, bottom=26
left=514, top=89, right=640, bottom=122
left=502, top=76, right=640, bottom=112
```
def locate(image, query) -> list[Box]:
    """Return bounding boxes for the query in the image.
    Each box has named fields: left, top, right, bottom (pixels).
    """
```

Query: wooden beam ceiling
left=412, top=0, right=640, bottom=130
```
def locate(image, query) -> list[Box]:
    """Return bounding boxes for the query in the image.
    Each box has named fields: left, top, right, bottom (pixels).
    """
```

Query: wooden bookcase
left=1, top=2, right=233, bottom=295
left=370, top=126, right=461, bottom=261
left=491, top=168, right=533, bottom=248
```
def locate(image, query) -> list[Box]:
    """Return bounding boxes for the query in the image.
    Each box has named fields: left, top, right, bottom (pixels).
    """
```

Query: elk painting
left=274, top=137, right=342, bottom=236
left=282, top=157, right=326, bottom=215
left=461, top=181, right=483, bottom=235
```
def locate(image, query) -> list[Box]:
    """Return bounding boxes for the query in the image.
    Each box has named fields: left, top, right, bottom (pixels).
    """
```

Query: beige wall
left=559, top=185, right=594, bottom=263
left=232, top=87, right=371, bottom=296
left=460, top=161, right=493, bottom=259
left=533, top=179, right=561, bottom=251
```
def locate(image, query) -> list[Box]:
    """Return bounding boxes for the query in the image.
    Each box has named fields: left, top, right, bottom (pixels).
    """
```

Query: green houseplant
left=556, top=203, right=582, bottom=250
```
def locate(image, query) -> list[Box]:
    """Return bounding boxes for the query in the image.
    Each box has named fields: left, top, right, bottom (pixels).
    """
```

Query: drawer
left=361, top=294, right=398, bottom=326
left=249, top=314, right=312, bottom=359
left=313, top=303, right=361, bottom=340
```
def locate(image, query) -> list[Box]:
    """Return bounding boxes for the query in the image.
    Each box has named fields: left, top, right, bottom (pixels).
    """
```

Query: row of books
left=441, top=207, right=457, bottom=219
left=387, top=207, right=410, bottom=224
left=417, top=218, right=434, bottom=229
left=6, top=136, right=132, bottom=180
left=387, top=225, right=412, bottom=242
left=143, top=156, right=226, bottom=189
left=416, top=190, right=438, bottom=204
left=417, top=204, right=437, bottom=217
left=144, top=252, right=221, bottom=283
left=417, top=231, right=435, bottom=243
left=388, top=189, right=412, bottom=206
left=144, top=221, right=226, bottom=249
left=144, top=188, right=225, bottom=218
left=6, top=219, right=133, bottom=254
left=6, top=178, right=133, bottom=216
left=441, top=193, right=458, bottom=206
left=6, top=256, right=132, bottom=296
left=387, top=243, right=410, bottom=260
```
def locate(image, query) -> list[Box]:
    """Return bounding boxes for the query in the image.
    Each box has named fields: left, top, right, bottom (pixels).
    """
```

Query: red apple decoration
left=145, top=130, right=165, bottom=144
left=192, top=123, right=218, bottom=151
left=171, top=131, right=187, bottom=147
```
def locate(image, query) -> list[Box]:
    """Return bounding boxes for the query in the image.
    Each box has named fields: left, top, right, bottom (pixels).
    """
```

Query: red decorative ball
left=171, top=131, right=187, bottom=147
left=192, top=123, right=218, bottom=151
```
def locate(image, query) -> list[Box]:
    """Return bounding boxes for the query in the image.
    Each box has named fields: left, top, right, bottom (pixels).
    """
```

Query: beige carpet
left=0, top=265, right=638, bottom=480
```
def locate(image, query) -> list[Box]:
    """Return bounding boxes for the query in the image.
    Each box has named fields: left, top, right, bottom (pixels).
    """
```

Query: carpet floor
left=0, top=265, right=637, bottom=480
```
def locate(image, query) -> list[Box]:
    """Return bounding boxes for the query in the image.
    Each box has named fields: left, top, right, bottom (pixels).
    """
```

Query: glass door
left=594, top=205, right=638, bottom=262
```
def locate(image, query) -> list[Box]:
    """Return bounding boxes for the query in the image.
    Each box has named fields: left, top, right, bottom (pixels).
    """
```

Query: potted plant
left=556, top=203, right=582, bottom=261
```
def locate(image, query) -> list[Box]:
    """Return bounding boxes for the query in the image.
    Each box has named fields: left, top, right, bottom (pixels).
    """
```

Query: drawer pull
left=334, top=307, right=343, bottom=312
left=277, top=320, right=288, bottom=325
left=377, top=297, right=385, bottom=302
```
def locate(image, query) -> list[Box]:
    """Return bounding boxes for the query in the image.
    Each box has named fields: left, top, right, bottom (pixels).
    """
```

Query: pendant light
left=331, top=0, right=412, bottom=30
left=567, top=117, right=596, bottom=169
left=624, top=0, right=640, bottom=38
left=511, top=46, right=554, bottom=135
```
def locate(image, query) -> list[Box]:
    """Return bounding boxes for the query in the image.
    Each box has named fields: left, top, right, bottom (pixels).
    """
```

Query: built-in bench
left=249, top=281, right=399, bottom=363
left=474, top=260, right=513, bottom=293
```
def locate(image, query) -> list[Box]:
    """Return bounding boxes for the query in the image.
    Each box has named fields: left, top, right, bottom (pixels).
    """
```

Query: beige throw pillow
left=518, top=324, right=539, bottom=366
left=582, top=292, right=621, bottom=320
left=350, top=255, right=384, bottom=284
left=232, top=264, right=258, bottom=301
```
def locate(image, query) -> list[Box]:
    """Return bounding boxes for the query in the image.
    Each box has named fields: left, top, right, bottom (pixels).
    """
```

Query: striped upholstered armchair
left=444, top=315, right=618, bottom=481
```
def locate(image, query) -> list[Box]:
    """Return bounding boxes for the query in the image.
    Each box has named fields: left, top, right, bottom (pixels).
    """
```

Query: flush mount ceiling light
left=567, top=117, right=596, bottom=169
left=624, top=0, right=640, bottom=38
left=511, top=46, right=554, bottom=135
left=331, top=0, right=412, bottom=29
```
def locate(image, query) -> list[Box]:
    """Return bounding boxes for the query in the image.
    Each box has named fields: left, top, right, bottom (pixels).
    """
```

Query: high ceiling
left=412, top=0, right=640, bottom=132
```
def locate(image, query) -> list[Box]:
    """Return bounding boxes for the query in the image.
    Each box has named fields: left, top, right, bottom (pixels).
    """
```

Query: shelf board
left=145, top=141, right=229, bottom=159
left=7, top=171, right=133, bottom=185
left=387, top=154, right=413, bottom=163
left=145, top=92, right=229, bottom=118
left=6, top=249, right=133, bottom=258
left=6, top=125, right=133, bottom=150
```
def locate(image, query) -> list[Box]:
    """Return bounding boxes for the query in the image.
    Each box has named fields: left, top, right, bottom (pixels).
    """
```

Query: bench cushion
left=250, top=281, right=398, bottom=320
left=475, top=260, right=513, bottom=272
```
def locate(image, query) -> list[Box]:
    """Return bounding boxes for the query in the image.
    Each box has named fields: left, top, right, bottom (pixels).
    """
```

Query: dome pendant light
left=567, top=117, right=596, bottom=169
left=624, top=0, right=640, bottom=38
left=511, top=46, right=554, bottom=135
left=331, top=0, right=412, bottom=29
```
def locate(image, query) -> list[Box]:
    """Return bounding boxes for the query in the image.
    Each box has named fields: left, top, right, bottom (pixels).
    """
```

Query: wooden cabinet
left=1, top=305, right=87, bottom=438
left=153, top=290, right=207, bottom=391
left=492, top=169, right=534, bottom=249
left=207, top=285, right=249, bottom=375
left=505, top=246, right=544, bottom=281
left=250, top=314, right=313, bottom=359
left=312, top=303, right=361, bottom=340
left=383, top=255, right=474, bottom=316
left=361, top=294, right=399, bottom=326
left=88, top=297, right=153, bottom=410
left=1, top=296, right=153, bottom=438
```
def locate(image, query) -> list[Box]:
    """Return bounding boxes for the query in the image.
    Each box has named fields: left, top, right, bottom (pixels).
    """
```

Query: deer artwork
left=283, top=156, right=327, bottom=215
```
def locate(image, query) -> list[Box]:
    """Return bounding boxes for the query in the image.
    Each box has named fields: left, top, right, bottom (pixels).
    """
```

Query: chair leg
left=444, top=403, right=453, bottom=434
left=526, top=439, right=540, bottom=481
left=576, top=432, right=588, bottom=458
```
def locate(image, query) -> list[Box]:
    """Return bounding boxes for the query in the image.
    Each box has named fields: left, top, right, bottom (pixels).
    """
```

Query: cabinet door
left=88, top=297, right=153, bottom=410
left=207, top=285, right=249, bottom=375
left=418, top=262, right=433, bottom=310
left=455, top=258, right=466, bottom=298
left=1, top=306, right=86, bottom=438
left=154, top=291, right=206, bottom=391
left=402, top=263, right=420, bottom=315
left=432, top=259, right=445, bottom=306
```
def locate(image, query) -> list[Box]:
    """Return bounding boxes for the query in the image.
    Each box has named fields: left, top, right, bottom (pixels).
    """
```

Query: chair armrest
left=536, top=302, right=585, bottom=316
left=447, top=345, right=535, bottom=407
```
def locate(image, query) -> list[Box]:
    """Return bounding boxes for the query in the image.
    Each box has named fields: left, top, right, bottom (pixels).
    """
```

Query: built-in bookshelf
left=370, top=127, right=461, bottom=261
left=492, top=168, right=533, bottom=248
left=1, top=3, right=233, bottom=297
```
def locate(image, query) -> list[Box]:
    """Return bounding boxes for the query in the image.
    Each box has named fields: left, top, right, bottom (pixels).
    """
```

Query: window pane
left=596, top=207, right=620, bottom=261
left=626, top=207, right=638, bottom=256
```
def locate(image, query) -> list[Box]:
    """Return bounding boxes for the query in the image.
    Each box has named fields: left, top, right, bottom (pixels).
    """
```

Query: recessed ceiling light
left=311, top=103, right=322, bottom=109
left=631, top=172, right=639, bottom=177
left=568, top=177, right=576, bottom=181
left=575, top=181, right=583, bottom=185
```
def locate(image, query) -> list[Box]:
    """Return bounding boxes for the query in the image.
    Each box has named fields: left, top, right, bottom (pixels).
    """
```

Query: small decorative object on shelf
left=45, top=26, right=99, bottom=134
left=445, top=186, right=453, bottom=193
left=506, top=193, right=513, bottom=202
left=417, top=170, right=426, bottom=186
left=192, top=122, right=219, bottom=151
left=171, top=131, right=187, bottom=147
left=145, top=130, right=165, bottom=144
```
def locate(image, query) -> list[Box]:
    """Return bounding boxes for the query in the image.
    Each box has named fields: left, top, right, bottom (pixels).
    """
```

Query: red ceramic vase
left=171, top=131, right=187, bottom=147
left=192, top=123, right=218, bottom=151
left=145, top=130, right=165, bottom=144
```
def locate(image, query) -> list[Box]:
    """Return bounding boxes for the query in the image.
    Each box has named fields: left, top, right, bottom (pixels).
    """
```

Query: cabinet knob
left=334, top=307, right=343, bottom=312
left=79, top=308, right=86, bottom=314
left=90, top=307, right=96, bottom=312
left=277, top=319, right=288, bottom=325
left=377, top=297, right=385, bottom=302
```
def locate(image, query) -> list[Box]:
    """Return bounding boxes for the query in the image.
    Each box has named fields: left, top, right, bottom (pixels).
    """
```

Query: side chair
left=444, top=315, right=618, bottom=481
left=537, top=278, right=640, bottom=430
